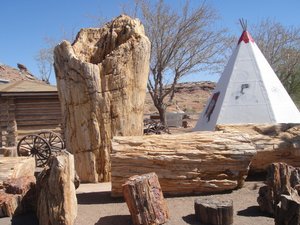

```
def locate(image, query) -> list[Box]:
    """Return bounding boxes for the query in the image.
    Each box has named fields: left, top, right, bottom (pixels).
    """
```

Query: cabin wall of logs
left=0, top=94, right=62, bottom=148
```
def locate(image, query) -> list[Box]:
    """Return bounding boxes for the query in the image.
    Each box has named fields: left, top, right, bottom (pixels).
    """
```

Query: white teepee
left=194, top=28, right=300, bottom=131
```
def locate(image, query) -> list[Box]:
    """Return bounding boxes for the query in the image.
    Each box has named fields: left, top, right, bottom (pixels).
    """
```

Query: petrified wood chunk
left=0, top=176, right=36, bottom=217
left=194, top=198, right=233, bottom=225
left=111, top=132, right=256, bottom=197
left=275, top=194, right=300, bottom=225
left=257, top=162, right=300, bottom=215
left=36, top=151, right=77, bottom=225
left=123, top=172, right=169, bottom=225
left=54, top=15, right=150, bottom=182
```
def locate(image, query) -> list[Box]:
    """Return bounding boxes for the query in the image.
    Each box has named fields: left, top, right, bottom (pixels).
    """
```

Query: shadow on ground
left=11, top=213, right=39, bottom=225
left=182, top=214, right=198, bottom=225
left=237, top=206, right=273, bottom=218
left=95, top=215, right=131, bottom=225
left=77, top=191, right=124, bottom=205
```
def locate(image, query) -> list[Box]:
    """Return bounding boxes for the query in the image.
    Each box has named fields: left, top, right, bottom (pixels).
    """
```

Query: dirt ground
left=1, top=179, right=274, bottom=225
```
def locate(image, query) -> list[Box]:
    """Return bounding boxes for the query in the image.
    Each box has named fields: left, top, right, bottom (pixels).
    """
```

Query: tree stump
left=275, top=194, right=300, bottom=225
left=123, top=172, right=169, bottom=225
left=194, top=198, right=233, bottom=225
left=54, top=15, right=150, bottom=182
left=36, top=151, right=77, bottom=225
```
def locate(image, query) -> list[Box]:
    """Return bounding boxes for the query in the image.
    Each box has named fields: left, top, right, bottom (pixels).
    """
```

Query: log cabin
left=0, top=80, right=62, bottom=147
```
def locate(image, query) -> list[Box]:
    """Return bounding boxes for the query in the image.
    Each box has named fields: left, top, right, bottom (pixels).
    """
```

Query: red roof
left=238, top=31, right=254, bottom=44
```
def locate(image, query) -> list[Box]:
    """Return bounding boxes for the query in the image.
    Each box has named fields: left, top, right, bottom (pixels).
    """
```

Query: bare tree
left=36, top=33, right=75, bottom=84
left=35, top=47, right=54, bottom=84
left=126, top=0, right=231, bottom=124
left=251, top=19, right=300, bottom=96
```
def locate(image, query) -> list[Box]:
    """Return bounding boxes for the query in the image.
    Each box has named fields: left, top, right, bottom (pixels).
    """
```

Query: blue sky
left=1, top=0, right=300, bottom=84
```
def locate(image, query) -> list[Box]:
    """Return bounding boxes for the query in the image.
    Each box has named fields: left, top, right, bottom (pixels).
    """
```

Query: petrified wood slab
left=0, top=157, right=35, bottom=183
left=123, top=172, right=169, bottom=225
left=194, top=198, right=233, bottom=225
left=111, top=132, right=256, bottom=197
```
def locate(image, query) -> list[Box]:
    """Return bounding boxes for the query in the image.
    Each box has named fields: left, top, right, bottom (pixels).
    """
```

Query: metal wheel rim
left=38, top=131, right=65, bottom=151
left=17, top=134, right=51, bottom=167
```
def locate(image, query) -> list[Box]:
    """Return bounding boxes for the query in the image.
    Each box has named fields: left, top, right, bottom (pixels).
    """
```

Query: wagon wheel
left=17, top=135, right=51, bottom=167
left=38, top=131, right=65, bottom=151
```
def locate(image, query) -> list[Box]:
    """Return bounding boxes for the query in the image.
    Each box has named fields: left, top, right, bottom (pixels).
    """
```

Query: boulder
left=54, top=15, right=150, bottom=182
left=111, top=132, right=256, bottom=197
left=36, top=151, right=77, bottom=225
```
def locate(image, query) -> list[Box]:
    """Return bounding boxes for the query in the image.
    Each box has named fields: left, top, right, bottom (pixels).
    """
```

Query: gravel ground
left=0, top=180, right=274, bottom=225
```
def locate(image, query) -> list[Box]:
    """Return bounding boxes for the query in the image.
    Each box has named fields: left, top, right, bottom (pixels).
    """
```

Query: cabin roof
left=0, top=80, right=57, bottom=96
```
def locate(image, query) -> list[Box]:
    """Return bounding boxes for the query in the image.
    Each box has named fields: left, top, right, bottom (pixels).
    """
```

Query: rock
left=0, top=192, right=20, bottom=217
left=3, top=176, right=35, bottom=195
left=0, top=176, right=36, bottom=217
left=54, top=15, right=150, bottom=182
left=194, top=198, right=233, bottom=225
left=275, top=194, right=300, bottom=225
left=111, top=132, right=256, bottom=197
left=36, top=151, right=77, bottom=225
left=123, top=172, right=169, bottom=225
left=216, top=124, right=300, bottom=173
left=257, top=162, right=300, bottom=215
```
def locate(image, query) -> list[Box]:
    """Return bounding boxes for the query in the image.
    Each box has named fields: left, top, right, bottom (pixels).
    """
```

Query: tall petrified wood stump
left=123, top=173, right=169, bottom=225
left=54, top=15, right=150, bottom=182
left=194, top=198, right=233, bottom=225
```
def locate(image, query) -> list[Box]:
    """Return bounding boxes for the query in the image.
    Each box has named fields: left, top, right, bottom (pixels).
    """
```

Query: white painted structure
left=194, top=30, right=300, bottom=131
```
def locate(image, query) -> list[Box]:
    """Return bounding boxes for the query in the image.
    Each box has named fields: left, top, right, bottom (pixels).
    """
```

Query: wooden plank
left=16, top=108, right=61, bottom=114
left=15, top=102, right=61, bottom=108
left=15, top=97, right=59, bottom=103
left=16, top=114, right=62, bottom=121
left=17, top=119, right=62, bottom=126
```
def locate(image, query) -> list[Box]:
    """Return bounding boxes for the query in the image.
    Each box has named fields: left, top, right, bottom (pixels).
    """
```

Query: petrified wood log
left=36, top=151, right=77, bottom=225
left=194, top=198, right=233, bottom=225
left=111, top=132, right=256, bottom=197
left=257, top=162, right=300, bottom=215
left=54, top=15, right=150, bottom=182
left=217, top=124, right=300, bottom=173
left=275, top=194, right=300, bottom=225
left=123, top=172, right=169, bottom=225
